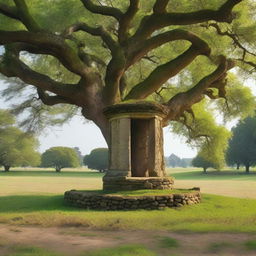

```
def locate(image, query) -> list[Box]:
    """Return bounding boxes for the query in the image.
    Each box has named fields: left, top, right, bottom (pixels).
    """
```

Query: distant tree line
left=165, top=154, right=192, bottom=168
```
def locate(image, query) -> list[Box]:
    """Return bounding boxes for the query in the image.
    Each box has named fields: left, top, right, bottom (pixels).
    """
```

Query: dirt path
left=0, top=224, right=256, bottom=256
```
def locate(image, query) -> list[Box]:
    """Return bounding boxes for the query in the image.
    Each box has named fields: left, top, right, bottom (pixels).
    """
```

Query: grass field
left=169, top=168, right=256, bottom=199
left=1, top=167, right=256, bottom=198
left=1, top=167, right=256, bottom=255
left=0, top=167, right=256, bottom=232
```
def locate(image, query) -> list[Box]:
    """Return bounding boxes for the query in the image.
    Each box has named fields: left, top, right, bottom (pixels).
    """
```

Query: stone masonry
left=64, top=189, right=201, bottom=211
left=103, top=102, right=171, bottom=190
left=103, top=177, right=174, bottom=191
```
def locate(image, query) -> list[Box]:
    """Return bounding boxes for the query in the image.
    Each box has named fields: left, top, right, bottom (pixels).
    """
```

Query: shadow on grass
left=171, top=170, right=256, bottom=180
left=0, top=195, right=79, bottom=213
left=0, top=170, right=103, bottom=178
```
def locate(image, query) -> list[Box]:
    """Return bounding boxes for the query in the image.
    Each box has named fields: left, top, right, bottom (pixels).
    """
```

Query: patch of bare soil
left=0, top=224, right=256, bottom=256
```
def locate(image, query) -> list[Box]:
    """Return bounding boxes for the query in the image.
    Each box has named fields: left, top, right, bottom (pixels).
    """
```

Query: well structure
left=103, top=101, right=174, bottom=191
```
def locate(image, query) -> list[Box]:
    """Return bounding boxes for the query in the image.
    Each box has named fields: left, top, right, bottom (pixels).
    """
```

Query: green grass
left=6, top=245, right=61, bottom=256
left=244, top=240, right=256, bottom=251
left=0, top=168, right=103, bottom=178
left=1, top=193, right=256, bottom=232
left=0, top=167, right=256, bottom=232
left=169, top=169, right=256, bottom=181
left=82, top=245, right=156, bottom=256
left=0, top=168, right=103, bottom=196
left=158, top=237, right=179, bottom=248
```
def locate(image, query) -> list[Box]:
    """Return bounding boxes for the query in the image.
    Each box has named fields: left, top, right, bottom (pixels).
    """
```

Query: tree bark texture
left=245, top=164, right=250, bottom=173
left=4, top=165, right=10, bottom=172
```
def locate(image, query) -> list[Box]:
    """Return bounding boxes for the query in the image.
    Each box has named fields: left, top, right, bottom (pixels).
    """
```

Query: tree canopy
left=41, top=146, right=80, bottom=172
left=192, top=154, right=217, bottom=172
left=73, top=146, right=83, bottom=166
left=0, top=109, right=40, bottom=171
left=84, top=148, right=108, bottom=172
left=226, top=116, right=256, bottom=172
left=0, top=0, right=256, bottom=159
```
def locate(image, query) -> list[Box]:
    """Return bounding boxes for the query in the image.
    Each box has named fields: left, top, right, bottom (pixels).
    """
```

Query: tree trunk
left=4, top=165, right=10, bottom=172
left=81, top=99, right=110, bottom=146
left=55, top=166, right=61, bottom=172
left=203, top=167, right=207, bottom=173
left=245, top=164, right=250, bottom=173
left=236, top=163, right=240, bottom=170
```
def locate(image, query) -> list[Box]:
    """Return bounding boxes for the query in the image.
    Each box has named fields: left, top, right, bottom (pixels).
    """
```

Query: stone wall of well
left=103, top=177, right=174, bottom=191
left=64, top=190, right=201, bottom=210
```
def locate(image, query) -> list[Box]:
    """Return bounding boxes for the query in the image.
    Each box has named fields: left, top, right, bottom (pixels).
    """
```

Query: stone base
left=103, top=176, right=174, bottom=191
left=64, top=189, right=201, bottom=211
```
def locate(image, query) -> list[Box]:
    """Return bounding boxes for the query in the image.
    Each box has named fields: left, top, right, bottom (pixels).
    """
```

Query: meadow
left=1, top=167, right=256, bottom=255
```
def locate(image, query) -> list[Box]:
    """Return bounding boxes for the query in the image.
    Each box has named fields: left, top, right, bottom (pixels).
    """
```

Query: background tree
left=180, top=158, right=192, bottom=168
left=166, top=154, right=192, bottom=167
left=73, top=146, right=83, bottom=166
left=41, top=146, right=80, bottom=172
left=83, top=148, right=108, bottom=172
left=226, top=116, right=256, bottom=173
left=167, top=154, right=181, bottom=167
left=226, top=129, right=241, bottom=169
left=192, top=155, right=217, bottom=173
left=172, top=103, right=232, bottom=169
left=0, top=0, right=255, bottom=161
left=0, top=110, right=40, bottom=171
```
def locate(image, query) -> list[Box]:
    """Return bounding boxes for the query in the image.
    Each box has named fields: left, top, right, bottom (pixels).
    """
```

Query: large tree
left=0, top=109, right=40, bottom=171
left=0, top=0, right=255, bottom=158
left=226, top=116, right=256, bottom=172
left=84, top=148, right=108, bottom=172
left=192, top=154, right=217, bottom=173
left=41, top=146, right=80, bottom=172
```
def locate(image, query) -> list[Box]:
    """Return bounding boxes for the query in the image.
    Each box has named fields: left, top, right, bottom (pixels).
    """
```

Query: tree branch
left=127, top=29, right=211, bottom=68
left=118, top=0, right=139, bottom=43
left=13, top=0, right=40, bottom=31
left=0, top=49, right=80, bottom=102
left=63, top=22, right=126, bottom=104
left=206, top=23, right=256, bottom=58
left=37, top=89, right=73, bottom=106
left=153, top=0, right=169, bottom=14
left=163, top=55, right=232, bottom=122
left=63, top=22, right=118, bottom=53
left=125, top=46, right=205, bottom=100
left=80, top=0, right=122, bottom=20
left=131, top=0, right=243, bottom=41
left=0, top=3, right=20, bottom=21
left=236, top=59, right=256, bottom=70
left=0, top=30, right=88, bottom=77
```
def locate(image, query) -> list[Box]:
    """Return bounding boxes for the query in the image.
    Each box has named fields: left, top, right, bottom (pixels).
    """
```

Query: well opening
left=131, top=118, right=151, bottom=177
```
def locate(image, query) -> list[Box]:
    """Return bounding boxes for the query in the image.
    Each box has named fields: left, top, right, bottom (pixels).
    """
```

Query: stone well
left=64, top=189, right=201, bottom=210
left=103, top=101, right=174, bottom=191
